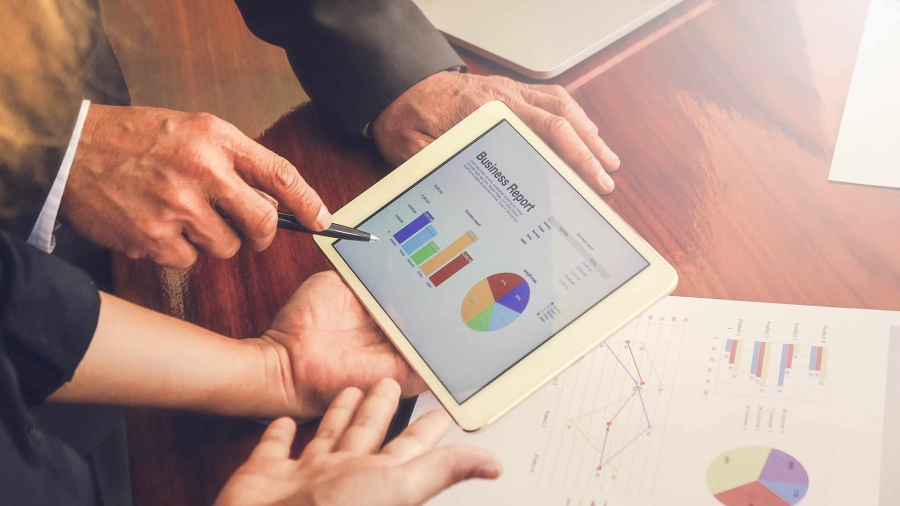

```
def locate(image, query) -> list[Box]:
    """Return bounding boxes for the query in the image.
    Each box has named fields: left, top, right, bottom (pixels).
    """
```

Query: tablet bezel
left=315, top=101, right=677, bottom=431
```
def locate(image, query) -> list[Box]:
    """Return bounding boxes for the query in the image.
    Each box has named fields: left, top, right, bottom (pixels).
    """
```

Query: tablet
left=315, top=101, right=677, bottom=431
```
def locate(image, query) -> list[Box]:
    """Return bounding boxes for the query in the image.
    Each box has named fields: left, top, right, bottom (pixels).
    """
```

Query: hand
left=371, top=72, right=621, bottom=195
left=215, top=379, right=501, bottom=506
left=261, top=271, right=426, bottom=420
left=61, top=105, right=331, bottom=268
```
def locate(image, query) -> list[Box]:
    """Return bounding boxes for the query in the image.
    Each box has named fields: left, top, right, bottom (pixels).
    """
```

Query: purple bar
left=393, top=212, right=434, bottom=244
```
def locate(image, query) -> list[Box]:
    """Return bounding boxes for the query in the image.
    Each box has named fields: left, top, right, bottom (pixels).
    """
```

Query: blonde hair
left=0, top=0, right=100, bottom=224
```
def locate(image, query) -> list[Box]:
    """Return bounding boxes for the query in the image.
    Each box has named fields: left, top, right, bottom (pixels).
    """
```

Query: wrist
left=245, top=334, right=306, bottom=420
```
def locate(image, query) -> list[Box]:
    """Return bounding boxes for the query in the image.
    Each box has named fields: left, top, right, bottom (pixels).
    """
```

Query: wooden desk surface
left=114, top=0, right=900, bottom=504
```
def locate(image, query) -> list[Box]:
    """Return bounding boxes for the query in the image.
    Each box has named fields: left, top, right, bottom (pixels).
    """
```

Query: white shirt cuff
left=27, top=100, right=91, bottom=253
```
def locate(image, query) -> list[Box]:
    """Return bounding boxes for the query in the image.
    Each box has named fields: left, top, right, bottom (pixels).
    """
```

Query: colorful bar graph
left=733, top=341, right=743, bottom=372
left=402, top=225, right=438, bottom=254
left=728, top=340, right=738, bottom=364
left=420, top=231, right=478, bottom=276
left=429, top=252, right=473, bottom=287
left=809, top=346, right=819, bottom=371
left=815, top=346, right=823, bottom=371
left=410, top=241, right=439, bottom=264
left=750, top=342, right=761, bottom=376
left=786, top=344, right=794, bottom=368
left=726, top=339, right=733, bottom=352
left=393, top=212, right=434, bottom=244
left=778, top=343, right=789, bottom=387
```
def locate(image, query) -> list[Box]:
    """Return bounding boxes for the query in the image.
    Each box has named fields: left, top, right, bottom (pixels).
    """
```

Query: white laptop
left=414, top=0, right=685, bottom=79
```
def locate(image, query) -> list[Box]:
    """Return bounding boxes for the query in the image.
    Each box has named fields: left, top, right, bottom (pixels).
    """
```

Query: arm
left=234, top=0, right=464, bottom=135
left=1, top=234, right=422, bottom=419
left=48, top=292, right=295, bottom=418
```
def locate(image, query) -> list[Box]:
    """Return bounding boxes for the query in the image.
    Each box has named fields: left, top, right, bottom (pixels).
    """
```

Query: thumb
left=392, top=445, right=502, bottom=505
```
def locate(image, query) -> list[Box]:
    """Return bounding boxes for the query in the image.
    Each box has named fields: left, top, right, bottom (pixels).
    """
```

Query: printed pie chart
left=707, top=446, right=809, bottom=506
left=461, top=273, right=530, bottom=332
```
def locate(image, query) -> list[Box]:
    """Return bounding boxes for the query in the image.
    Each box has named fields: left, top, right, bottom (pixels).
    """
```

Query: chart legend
left=461, top=273, right=530, bottom=332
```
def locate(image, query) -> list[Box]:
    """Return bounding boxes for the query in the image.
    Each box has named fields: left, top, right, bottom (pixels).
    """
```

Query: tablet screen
left=335, top=120, right=649, bottom=402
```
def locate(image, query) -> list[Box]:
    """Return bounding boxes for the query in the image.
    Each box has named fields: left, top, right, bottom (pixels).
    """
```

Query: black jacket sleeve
left=234, top=0, right=465, bottom=136
left=0, top=233, right=100, bottom=405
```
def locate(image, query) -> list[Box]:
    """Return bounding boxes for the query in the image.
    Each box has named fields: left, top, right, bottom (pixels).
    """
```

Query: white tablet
left=315, top=101, right=677, bottom=431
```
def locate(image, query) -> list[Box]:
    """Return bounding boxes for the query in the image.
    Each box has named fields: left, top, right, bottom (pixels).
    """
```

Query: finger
left=511, top=102, right=616, bottom=195
left=301, top=387, right=365, bottom=458
left=229, top=136, right=331, bottom=231
left=381, top=410, right=452, bottom=463
left=392, top=445, right=502, bottom=505
left=335, top=378, right=401, bottom=454
left=214, top=173, right=279, bottom=252
left=249, top=417, right=297, bottom=460
left=150, top=235, right=198, bottom=268
left=522, top=88, right=620, bottom=172
left=181, top=206, right=243, bottom=259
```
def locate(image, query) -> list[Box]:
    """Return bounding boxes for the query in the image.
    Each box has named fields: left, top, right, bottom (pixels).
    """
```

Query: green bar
left=411, top=241, right=440, bottom=265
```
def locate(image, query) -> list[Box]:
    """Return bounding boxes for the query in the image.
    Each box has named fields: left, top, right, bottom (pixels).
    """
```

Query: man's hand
left=215, top=379, right=501, bottom=506
left=61, top=105, right=331, bottom=268
left=260, top=271, right=426, bottom=420
left=371, top=72, right=621, bottom=195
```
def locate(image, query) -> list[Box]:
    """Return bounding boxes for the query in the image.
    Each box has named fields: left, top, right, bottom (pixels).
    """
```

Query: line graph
left=537, top=316, right=685, bottom=497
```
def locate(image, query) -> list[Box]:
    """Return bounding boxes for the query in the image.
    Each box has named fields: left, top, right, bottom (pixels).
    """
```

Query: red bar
left=755, top=343, right=766, bottom=377
left=815, top=346, right=823, bottom=371
left=429, top=252, right=473, bottom=287
left=786, top=344, right=794, bottom=368
left=729, top=341, right=738, bottom=364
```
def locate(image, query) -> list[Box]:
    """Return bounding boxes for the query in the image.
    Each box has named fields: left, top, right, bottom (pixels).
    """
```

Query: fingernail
left=605, top=147, right=620, bottom=164
left=316, top=206, right=332, bottom=230
left=599, top=170, right=615, bottom=190
left=473, top=461, right=503, bottom=479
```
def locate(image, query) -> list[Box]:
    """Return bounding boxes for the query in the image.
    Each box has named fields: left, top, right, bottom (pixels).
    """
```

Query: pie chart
left=461, top=273, right=530, bottom=332
left=707, top=446, right=809, bottom=506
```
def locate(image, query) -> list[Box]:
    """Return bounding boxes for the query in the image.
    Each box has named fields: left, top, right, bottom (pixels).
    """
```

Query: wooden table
left=115, top=0, right=900, bottom=503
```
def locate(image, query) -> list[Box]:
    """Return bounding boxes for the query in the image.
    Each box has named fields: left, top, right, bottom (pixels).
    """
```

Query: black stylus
left=276, top=212, right=379, bottom=242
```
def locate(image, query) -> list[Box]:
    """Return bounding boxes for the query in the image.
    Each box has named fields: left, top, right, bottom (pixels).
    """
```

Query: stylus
left=276, top=212, right=379, bottom=242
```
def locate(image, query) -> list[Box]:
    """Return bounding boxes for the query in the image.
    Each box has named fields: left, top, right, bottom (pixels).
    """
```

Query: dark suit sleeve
left=234, top=0, right=465, bottom=135
left=0, top=233, right=100, bottom=405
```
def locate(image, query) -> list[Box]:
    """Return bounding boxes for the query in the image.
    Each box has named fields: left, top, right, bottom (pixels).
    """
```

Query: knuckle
left=246, top=204, right=277, bottom=244
left=575, top=146, right=598, bottom=167
left=188, top=112, right=224, bottom=133
left=545, top=115, right=573, bottom=137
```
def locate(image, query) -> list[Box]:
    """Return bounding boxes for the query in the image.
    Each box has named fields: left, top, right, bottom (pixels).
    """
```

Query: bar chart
left=717, top=339, right=830, bottom=401
left=390, top=211, right=479, bottom=287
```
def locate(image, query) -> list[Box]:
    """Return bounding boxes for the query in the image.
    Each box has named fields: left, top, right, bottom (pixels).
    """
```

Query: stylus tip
left=369, top=234, right=380, bottom=242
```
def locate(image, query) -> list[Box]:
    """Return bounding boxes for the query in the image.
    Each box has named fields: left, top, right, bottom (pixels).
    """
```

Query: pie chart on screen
left=461, top=273, right=530, bottom=332
left=707, top=446, right=809, bottom=506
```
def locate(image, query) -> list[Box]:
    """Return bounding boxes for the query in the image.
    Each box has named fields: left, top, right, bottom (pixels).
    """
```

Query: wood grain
left=112, top=0, right=899, bottom=504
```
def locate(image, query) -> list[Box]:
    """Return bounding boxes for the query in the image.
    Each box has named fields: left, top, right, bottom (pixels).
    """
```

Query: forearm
left=49, top=292, right=297, bottom=418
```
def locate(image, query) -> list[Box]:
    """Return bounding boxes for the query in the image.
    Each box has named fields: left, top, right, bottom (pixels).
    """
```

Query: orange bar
left=420, top=231, right=478, bottom=275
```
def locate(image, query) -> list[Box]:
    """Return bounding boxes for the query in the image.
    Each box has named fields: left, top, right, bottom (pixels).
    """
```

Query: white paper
left=412, top=296, right=900, bottom=505
left=828, top=0, right=900, bottom=189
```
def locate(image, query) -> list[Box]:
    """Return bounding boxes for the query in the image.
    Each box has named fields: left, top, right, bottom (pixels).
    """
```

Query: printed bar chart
left=429, top=252, right=473, bottom=287
left=421, top=230, right=478, bottom=276
left=402, top=225, right=437, bottom=254
left=393, top=212, right=434, bottom=244
left=410, top=241, right=439, bottom=265
left=718, top=339, right=831, bottom=399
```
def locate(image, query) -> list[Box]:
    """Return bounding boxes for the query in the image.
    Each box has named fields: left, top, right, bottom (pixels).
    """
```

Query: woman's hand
left=216, top=379, right=501, bottom=506
left=260, top=271, right=426, bottom=420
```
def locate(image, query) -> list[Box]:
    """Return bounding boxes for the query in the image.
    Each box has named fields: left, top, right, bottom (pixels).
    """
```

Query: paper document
left=412, top=297, right=900, bottom=505
left=828, top=0, right=900, bottom=189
